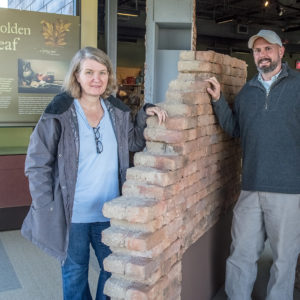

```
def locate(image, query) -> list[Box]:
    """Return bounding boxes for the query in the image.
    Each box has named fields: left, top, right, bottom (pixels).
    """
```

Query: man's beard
left=256, top=58, right=279, bottom=74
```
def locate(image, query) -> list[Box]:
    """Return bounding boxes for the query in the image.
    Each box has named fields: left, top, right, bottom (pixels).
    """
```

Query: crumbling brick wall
left=102, top=50, right=247, bottom=299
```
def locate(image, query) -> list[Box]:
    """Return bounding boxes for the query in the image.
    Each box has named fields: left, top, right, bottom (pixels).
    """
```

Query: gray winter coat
left=21, top=92, right=151, bottom=263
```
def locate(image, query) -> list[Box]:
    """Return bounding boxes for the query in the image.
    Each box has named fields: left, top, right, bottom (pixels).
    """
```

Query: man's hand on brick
left=205, top=77, right=221, bottom=101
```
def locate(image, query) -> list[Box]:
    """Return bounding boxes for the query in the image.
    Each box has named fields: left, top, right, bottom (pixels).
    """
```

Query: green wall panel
left=0, top=127, right=33, bottom=155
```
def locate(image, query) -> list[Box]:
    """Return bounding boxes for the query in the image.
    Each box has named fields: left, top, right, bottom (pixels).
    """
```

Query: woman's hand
left=145, top=106, right=168, bottom=125
left=205, top=77, right=221, bottom=101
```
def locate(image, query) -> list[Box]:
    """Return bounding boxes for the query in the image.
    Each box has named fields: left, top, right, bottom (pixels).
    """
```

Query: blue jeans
left=62, top=222, right=111, bottom=300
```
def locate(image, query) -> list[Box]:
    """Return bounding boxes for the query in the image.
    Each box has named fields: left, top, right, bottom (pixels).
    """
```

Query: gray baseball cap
left=248, top=29, right=282, bottom=48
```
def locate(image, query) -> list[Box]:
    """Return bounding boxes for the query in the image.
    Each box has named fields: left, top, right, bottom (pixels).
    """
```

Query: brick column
left=102, top=50, right=247, bottom=299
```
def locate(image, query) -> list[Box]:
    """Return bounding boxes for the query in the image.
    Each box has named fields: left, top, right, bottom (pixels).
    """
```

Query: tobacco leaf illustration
left=41, top=19, right=71, bottom=47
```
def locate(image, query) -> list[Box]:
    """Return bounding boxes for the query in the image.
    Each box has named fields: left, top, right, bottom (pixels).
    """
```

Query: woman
left=21, top=47, right=167, bottom=300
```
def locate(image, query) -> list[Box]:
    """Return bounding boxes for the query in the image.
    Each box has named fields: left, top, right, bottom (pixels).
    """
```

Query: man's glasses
left=92, top=127, right=103, bottom=154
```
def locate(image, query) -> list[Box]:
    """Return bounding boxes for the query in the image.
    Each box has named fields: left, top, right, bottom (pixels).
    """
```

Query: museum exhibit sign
left=0, top=8, right=80, bottom=126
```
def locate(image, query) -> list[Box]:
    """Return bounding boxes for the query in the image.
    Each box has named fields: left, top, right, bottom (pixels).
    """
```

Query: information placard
left=0, top=8, right=80, bottom=126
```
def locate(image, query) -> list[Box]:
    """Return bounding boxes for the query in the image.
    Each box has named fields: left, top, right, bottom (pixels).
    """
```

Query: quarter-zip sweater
left=212, top=63, right=300, bottom=194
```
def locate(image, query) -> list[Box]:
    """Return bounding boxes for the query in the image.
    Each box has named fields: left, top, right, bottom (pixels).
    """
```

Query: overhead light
left=216, top=16, right=234, bottom=24
left=117, top=10, right=139, bottom=17
left=264, top=0, right=269, bottom=7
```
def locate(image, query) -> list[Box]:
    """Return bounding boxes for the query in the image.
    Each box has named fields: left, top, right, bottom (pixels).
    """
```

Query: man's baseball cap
left=248, top=29, right=282, bottom=49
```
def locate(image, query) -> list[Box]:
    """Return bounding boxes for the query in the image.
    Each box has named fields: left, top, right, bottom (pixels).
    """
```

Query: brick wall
left=102, top=50, right=246, bottom=299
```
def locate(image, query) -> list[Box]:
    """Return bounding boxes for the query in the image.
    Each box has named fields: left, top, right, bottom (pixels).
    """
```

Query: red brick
left=168, top=78, right=208, bottom=92
left=159, top=103, right=198, bottom=117
left=103, top=276, right=132, bottom=299
left=178, top=72, right=213, bottom=82
left=125, top=277, right=168, bottom=300
left=197, top=127, right=207, bottom=137
left=231, top=67, right=247, bottom=77
left=213, top=52, right=224, bottom=64
left=165, top=91, right=211, bottom=105
left=205, top=124, right=223, bottom=135
left=145, top=141, right=170, bottom=154
left=183, top=92, right=211, bottom=105
left=134, top=152, right=186, bottom=171
left=122, top=180, right=171, bottom=199
left=124, top=256, right=160, bottom=280
left=144, top=127, right=197, bottom=143
left=147, top=115, right=197, bottom=130
left=103, top=226, right=165, bottom=252
left=126, top=166, right=182, bottom=187
left=103, top=196, right=167, bottom=223
left=164, top=218, right=182, bottom=241
left=148, top=139, right=198, bottom=155
left=212, top=63, right=222, bottom=74
left=165, top=90, right=185, bottom=103
left=110, top=217, right=164, bottom=234
left=222, top=64, right=232, bottom=75
left=223, top=54, right=233, bottom=66
left=197, top=103, right=214, bottom=115
left=179, top=50, right=196, bottom=60
left=178, top=61, right=214, bottom=73
left=195, top=50, right=215, bottom=62
left=198, top=136, right=211, bottom=146
left=127, top=229, right=165, bottom=252
left=211, top=141, right=232, bottom=154
left=189, top=147, right=210, bottom=161
left=198, top=114, right=217, bottom=126
left=104, top=253, right=128, bottom=275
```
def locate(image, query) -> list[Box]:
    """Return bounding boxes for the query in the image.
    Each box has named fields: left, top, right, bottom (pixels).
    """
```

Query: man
left=206, top=29, right=300, bottom=300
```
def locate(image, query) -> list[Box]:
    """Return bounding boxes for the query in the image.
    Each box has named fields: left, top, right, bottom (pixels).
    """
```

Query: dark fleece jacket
left=212, top=63, right=300, bottom=194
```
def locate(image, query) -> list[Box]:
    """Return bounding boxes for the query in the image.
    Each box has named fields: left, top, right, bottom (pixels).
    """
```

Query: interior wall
left=181, top=210, right=232, bottom=300
left=0, top=128, right=32, bottom=155
left=0, top=155, right=31, bottom=230
left=117, top=39, right=145, bottom=67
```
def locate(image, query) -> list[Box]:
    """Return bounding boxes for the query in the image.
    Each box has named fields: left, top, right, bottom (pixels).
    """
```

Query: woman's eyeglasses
left=92, top=127, right=103, bottom=154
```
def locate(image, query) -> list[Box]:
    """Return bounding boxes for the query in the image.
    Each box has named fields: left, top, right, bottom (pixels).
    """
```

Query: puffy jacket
left=212, top=63, right=300, bottom=194
left=21, top=92, right=151, bottom=263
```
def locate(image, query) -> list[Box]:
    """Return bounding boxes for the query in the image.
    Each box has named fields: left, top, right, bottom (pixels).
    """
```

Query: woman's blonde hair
left=63, top=47, right=117, bottom=99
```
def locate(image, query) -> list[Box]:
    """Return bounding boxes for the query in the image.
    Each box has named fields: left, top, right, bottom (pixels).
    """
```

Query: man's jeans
left=225, top=191, right=300, bottom=300
left=62, top=222, right=111, bottom=300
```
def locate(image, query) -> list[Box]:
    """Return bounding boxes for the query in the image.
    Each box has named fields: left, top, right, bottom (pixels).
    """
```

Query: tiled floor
left=0, top=230, right=299, bottom=300
left=0, top=230, right=99, bottom=300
